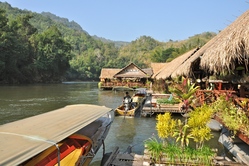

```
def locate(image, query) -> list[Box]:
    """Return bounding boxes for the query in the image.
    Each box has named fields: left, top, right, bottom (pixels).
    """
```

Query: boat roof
left=0, top=104, right=112, bottom=165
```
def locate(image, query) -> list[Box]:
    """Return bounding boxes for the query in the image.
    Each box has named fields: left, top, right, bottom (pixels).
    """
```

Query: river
left=0, top=82, right=225, bottom=165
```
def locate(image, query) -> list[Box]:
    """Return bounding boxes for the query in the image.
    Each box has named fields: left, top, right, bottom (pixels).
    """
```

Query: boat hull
left=21, top=107, right=114, bottom=166
left=115, top=105, right=137, bottom=116
left=24, top=134, right=92, bottom=166
left=115, top=89, right=146, bottom=117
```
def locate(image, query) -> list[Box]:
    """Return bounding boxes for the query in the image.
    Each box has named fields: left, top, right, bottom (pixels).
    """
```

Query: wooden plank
left=110, top=153, right=144, bottom=166
left=103, top=146, right=120, bottom=166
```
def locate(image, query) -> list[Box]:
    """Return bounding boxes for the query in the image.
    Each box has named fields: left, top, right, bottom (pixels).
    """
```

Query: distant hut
left=99, top=62, right=152, bottom=90
left=114, top=63, right=152, bottom=86
left=99, top=68, right=120, bottom=90
left=99, top=68, right=120, bottom=82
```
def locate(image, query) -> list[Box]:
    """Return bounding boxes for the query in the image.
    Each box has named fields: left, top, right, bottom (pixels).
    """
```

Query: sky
left=1, top=0, right=249, bottom=42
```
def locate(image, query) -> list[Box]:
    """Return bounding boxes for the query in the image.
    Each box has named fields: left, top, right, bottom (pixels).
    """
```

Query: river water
left=0, top=82, right=225, bottom=165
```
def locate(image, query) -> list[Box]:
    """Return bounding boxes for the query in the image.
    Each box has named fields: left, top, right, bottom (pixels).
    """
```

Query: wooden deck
left=102, top=146, right=144, bottom=166
left=141, top=93, right=182, bottom=116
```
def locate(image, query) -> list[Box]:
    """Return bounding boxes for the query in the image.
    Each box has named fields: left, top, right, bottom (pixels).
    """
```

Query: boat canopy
left=0, top=104, right=112, bottom=165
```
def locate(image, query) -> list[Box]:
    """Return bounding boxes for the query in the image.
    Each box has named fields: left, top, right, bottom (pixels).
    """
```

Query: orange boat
left=0, top=104, right=114, bottom=166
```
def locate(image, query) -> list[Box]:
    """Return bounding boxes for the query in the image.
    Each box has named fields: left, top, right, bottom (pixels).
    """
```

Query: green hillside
left=0, top=2, right=216, bottom=84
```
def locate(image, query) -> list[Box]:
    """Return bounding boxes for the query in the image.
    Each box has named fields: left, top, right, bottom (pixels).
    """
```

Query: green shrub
left=157, top=98, right=180, bottom=104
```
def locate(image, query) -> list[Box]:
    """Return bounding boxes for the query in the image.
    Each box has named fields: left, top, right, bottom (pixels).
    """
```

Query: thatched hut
left=200, top=10, right=249, bottom=75
left=172, top=10, right=249, bottom=81
left=170, top=9, right=249, bottom=95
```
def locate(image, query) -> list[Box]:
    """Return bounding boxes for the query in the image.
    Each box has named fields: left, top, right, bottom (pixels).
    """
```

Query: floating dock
left=141, top=93, right=184, bottom=116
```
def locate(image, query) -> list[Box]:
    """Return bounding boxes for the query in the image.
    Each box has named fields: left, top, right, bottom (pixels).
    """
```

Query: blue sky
left=1, top=0, right=249, bottom=42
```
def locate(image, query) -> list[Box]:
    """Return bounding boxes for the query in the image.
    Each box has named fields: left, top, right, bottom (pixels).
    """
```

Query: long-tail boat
left=0, top=104, right=114, bottom=166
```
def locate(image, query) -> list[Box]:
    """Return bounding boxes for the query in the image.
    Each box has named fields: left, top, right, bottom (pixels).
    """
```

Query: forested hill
left=0, top=2, right=216, bottom=84
left=40, top=12, right=84, bottom=32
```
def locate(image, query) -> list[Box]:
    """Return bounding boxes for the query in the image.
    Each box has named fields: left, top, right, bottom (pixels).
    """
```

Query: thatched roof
left=172, top=9, right=249, bottom=78
left=143, top=68, right=153, bottom=76
left=171, top=35, right=223, bottom=78
left=114, top=62, right=150, bottom=78
left=150, top=63, right=168, bottom=78
left=100, top=63, right=152, bottom=79
left=154, top=48, right=199, bottom=79
left=99, top=68, right=120, bottom=79
left=171, top=49, right=205, bottom=78
left=200, top=10, right=249, bottom=73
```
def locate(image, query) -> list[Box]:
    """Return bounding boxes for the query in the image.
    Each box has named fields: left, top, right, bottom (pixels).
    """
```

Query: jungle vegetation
left=0, top=2, right=216, bottom=84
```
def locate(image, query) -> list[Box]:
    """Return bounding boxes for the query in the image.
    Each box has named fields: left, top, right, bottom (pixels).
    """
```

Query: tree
left=31, top=26, right=72, bottom=82
left=12, top=14, right=37, bottom=83
left=0, top=10, right=36, bottom=83
left=150, top=48, right=164, bottom=62
left=151, top=47, right=179, bottom=63
left=0, top=9, right=9, bottom=82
